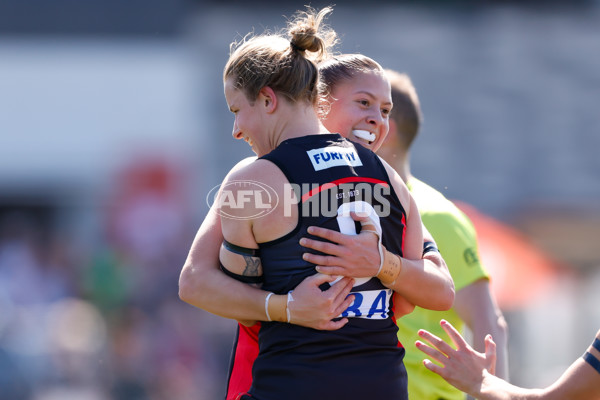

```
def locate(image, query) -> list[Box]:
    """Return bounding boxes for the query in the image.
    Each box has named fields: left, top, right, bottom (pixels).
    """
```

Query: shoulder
left=218, top=157, right=292, bottom=221
left=224, top=157, right=281, bottom=184
left=227, top=156, right=258, bottom=174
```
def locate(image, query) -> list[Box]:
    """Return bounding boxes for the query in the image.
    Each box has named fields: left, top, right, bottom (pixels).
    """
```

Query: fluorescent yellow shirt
left=399, top=177, right=489, bottom=400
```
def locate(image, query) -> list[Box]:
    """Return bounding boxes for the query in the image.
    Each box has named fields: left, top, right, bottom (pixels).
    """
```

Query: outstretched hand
left=415, top=320, right=497, bottom=395
left=288, top=273, right=355, bottom=330
left=300, top=211, right=381, bottom=278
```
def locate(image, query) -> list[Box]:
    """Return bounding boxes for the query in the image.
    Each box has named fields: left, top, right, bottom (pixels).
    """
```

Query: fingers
left=300, top=236, right=343, bottom=257
left=328, top=276, right=355, bottom=295
left=350, top=211, right=372, bottom=223
left=422, top=359, right=445, bottom=376
left=319, top=276, right=354, bottom=319
left=485, top=334, right=496, bottom=354
left=485, top=334, right=497, bottom=375
left=351, top=212, right=380, bottom=237
left=307, top=272, right=346, bottom=286
left=333, top=294, right=355, bottom=316
left=331, top=279, right=355, bottom=314
left=415, top=340, right=448, bottom=365
left=320, top=317, right=349, bottom=331
left=311, top=276, right=354, bottom=330
left=359, top=226, right=379, bottom=236
left=302, top=253, right=342, bottom=268
left=440, top=319, right=469, bottom=350
left=300, top=235, right=347, bottom=269
left=306, top=226, right=350, bottom=245
left=417, top=328, right=456, bottom=357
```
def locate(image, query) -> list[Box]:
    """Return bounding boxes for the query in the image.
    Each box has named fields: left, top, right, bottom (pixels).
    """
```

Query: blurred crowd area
left=0, top=158, right=235, bottom=400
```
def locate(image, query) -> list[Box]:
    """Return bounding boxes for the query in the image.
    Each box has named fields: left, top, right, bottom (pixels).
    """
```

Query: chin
left=370, top=140, right=384, bottom=153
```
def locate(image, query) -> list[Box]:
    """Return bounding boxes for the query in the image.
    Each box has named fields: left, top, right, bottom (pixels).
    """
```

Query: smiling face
left=224, top=77, right=267, bottom=156
left=320, top=70, right=392, bottom=152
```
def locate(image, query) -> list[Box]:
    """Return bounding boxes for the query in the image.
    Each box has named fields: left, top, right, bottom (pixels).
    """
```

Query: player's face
left=224, top=77, right=266, bottom=156
left=321, top=70, right=392, bottom=152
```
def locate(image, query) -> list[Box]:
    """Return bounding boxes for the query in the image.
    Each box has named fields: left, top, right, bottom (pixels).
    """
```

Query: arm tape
left=223, top=239, right=261, bottom=257
left=219, top=261, right=264, bottom=284
left=583, top=351, right=600, bottom=374
left=593, top=338, right=600, bottom=352
left=422, top=241, right=439, bottom=256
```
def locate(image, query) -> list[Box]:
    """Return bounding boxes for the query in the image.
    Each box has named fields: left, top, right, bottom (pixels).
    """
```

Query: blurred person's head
left=377, top=69, right=423, bottom=167
left=318, top=54, right=392, bottom=152
left=223, top=6, right=337, bottom=156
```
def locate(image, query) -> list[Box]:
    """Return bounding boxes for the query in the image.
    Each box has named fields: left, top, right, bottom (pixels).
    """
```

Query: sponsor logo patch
left=306, top=146, right=363, bottom=171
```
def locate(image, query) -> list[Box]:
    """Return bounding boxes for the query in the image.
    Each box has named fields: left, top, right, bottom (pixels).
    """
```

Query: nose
left=232, top=125, right=243, bottom=140
left=367, top=112, right=385, bottom=127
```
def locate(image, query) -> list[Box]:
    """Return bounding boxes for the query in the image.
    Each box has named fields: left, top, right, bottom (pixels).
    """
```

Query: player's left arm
left=302, top=159, right=454, bottom=311
left=376, top=156, right=453, bottom=310
left=386, top=184, right=454, bottom=311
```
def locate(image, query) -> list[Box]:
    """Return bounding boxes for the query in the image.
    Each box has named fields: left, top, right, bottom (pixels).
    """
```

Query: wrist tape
left=286, top=291, right=294, bottom=323
left=265, top=292, right=289, bottom=322
left=376, top=245, right=402, bottom=286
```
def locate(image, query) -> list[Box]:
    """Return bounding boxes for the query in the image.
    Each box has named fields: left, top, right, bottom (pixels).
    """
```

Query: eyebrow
left=355, top=91, right=392, bottom=106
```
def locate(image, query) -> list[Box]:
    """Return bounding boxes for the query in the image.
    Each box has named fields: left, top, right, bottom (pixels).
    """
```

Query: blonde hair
left=224, top=6, right=338, bottom=106
left=385, top=69, right=422, bottom=149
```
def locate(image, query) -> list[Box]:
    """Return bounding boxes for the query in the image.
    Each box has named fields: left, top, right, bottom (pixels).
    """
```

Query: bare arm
left=178, top=159, right=354, bottom=329
left=540, top=347, right=600, bottom=400
left=454, top=278, right=509, bottom=381
left=385, top=194, right=454, bottom=310
left=179, top=201, right=269, bottom=322
left=179, top=203, right=354, bottom=328
left=302, top=158, right=454, bottom=311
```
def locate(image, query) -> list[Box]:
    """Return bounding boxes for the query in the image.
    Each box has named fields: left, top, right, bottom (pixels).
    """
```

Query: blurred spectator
left=0, top=155, right=233, bottom=399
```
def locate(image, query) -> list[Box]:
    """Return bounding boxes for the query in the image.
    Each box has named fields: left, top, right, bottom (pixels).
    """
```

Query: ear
left=258, top=86, right=277, bottom=113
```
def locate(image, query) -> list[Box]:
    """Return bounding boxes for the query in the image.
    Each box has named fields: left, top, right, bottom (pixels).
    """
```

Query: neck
left=270, top=103, right=327, bottom=151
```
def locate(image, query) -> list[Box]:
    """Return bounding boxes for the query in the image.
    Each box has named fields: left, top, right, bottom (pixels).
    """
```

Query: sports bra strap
left=223, top=239, right=260, bottom=257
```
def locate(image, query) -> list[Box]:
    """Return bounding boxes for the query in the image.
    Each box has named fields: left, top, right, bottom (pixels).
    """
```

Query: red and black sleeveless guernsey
left=235, top=134, right=408, bottom=400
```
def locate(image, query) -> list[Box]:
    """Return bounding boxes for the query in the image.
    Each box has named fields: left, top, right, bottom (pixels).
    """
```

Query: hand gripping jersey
left=231, top=134, right=409, bottom=400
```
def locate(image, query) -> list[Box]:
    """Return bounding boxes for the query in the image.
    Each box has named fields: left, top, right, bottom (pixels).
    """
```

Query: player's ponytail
left=224, top=6, right=338, bottom=106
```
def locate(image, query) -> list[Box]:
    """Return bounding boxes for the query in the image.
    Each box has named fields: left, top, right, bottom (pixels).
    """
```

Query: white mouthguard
left=352, top=130, right=376, bottom=142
